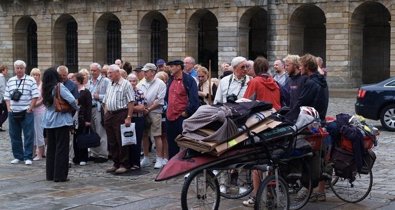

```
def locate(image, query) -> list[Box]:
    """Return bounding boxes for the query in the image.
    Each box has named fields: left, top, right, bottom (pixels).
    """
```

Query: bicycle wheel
left=217, top=169, right=253, bottom=199
left=286, top=161, right=313, bottom=210
left=255, top=175, right=289, bottom=210
left=330, top=170, right=373, bottom=203
left=181, top=170, right=220, bottom=210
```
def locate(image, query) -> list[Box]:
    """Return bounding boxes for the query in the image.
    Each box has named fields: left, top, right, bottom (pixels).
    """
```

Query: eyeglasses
left=239, top=65, right=250, bottom=70
left=197, top=76, right=205, bottom=78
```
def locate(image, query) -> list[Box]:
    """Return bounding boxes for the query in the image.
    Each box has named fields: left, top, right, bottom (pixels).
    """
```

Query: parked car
left=355, top=77, right=395, bottom=131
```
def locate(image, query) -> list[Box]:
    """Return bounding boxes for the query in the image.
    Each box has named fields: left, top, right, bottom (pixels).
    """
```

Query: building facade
left=0, top=0, right=393, bottom=87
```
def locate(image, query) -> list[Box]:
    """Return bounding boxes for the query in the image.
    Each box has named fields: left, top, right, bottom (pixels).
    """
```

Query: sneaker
left=25, top=160, right=32, bottom=165
left=161, top=158, right=168, bottom=166
left=140, top=157, right=151, bottom=167
left=242, top=196, right=255, bottom=207
left=154, top=157, right=163, bottom=169
left=33, top=156, right=42, bottom=161
left=115, top=167, right=127, bottom=174
left=79, top=161, right=87, bottom=166
left=220, top=185, right=227, bottom=194
left=10, top=159, right=20, bottom=164
left=294, top=187, right=309, bottom=202
left=309, top=192, right=326, bottom=202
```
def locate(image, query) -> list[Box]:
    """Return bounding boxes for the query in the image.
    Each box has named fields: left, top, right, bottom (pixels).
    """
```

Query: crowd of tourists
left=0, top=54, right=328, bottom=203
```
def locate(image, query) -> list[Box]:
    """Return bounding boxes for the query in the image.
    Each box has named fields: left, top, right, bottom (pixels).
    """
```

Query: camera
left=11, top=90, right=23, bottom=101
left=226, top=94, right=238, bottom=103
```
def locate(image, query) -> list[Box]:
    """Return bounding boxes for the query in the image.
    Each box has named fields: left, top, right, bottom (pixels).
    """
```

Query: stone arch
left=350, top=1, right=390, bottom=85
left=187, top=9, right=218, bottom=76
left=289, top=4, right=326, bottom=61
left=14, top=16, right=37, bottom=73
left=139, top=11, right=168, bottom=64
left=95, top=13, right=121, bottom=65
left=53, top=14, right=78, bottom=72
left=239, top=6, right=268, bottom=60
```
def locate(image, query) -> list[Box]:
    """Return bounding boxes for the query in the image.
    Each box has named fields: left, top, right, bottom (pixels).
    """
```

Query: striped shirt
left=103, top=78, right=135, bottom=111
left=4, top=74, right=39, bottom=112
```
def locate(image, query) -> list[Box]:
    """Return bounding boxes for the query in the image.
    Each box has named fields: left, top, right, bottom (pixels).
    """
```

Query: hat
left=156, top=59, right=166, bottom=66
left=133, top=65, right=143, bottom=71
left=167, top=60, right=184, bottom=66
left=231, top=56, right=247, bottom=68
left=142, top=63, right=157, bottom=71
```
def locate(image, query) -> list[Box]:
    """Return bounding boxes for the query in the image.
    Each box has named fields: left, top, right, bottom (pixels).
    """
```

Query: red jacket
left=243, top=75, right=281, bottom=110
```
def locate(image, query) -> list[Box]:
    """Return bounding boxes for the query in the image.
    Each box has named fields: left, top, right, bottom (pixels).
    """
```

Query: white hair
left=109, top=64, right=120, bottom=72
left=57, top=65, right=69, bottom=74
left=14, top=60, right=26, bottom=68
left=90, top=62, right=102, bottom=70
left=231, top=56, right=247, bottom=68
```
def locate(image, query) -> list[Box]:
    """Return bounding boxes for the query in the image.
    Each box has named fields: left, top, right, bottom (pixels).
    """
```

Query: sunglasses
left=239, top=64, right=250, bottom=70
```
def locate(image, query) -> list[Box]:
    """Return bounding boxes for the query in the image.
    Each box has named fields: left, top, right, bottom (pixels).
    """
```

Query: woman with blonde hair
left=197, top=66, right=218, bottom=105
left=30, top=68, right=46, bottom=160
left=78, top=68, right=90, bottom=88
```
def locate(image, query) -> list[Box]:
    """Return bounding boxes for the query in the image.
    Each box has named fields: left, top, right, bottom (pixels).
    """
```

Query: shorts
left=144, top=112, right=162, bottom=137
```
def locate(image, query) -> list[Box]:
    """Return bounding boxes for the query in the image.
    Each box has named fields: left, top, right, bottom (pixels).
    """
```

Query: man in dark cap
left=156, top=59, right=166, bottom=72
left=165, top=59, right=199, bottom=159
left=133, top=65, right=145, bottom=85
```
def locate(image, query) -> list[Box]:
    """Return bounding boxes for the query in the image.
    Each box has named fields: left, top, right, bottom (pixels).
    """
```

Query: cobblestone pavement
left=0, top=98, right=394, bottom=210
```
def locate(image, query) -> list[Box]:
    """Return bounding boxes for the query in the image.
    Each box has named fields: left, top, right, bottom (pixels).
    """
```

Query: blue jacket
left=165, top=72, right=199, bottom=117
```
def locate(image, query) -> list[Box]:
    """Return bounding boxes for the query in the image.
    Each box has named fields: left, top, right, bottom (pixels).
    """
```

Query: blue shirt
left=41, top=83, right=79, bottom=128
left=64, top=79, right=79, bottom=99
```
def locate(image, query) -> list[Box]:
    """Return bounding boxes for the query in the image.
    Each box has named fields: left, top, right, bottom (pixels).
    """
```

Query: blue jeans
left=8, top=111, right=34, bottom=161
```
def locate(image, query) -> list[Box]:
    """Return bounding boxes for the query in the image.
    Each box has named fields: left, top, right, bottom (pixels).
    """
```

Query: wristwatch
left=127, top=115, right=131, bottom=118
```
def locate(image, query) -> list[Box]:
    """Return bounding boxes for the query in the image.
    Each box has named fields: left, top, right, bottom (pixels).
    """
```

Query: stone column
left=390, top=19, right=395, bottom=77
left=0, top=15, right=13, bottom=68
left=267, top=2, right=288, bottom=62
left=121, top=10, right=138, bottom=66
left=167, top=8, right=187, bottom=61
left=36, top=14, right=53, bottom=70
left=77, top=13, right=94, bottom=69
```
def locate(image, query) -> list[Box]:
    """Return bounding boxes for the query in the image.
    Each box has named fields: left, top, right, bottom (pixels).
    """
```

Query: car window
left=384, top=80, right=395, bottom=87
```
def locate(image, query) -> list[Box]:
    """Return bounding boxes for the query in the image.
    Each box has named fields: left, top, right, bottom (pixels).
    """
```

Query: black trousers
left=46, top=126, right=70, bottom=181
left=166, top=117, right=184, bottom=159
left=129, top=116, right=144, bottom=167
left=72, top=125, right=89, bottom=163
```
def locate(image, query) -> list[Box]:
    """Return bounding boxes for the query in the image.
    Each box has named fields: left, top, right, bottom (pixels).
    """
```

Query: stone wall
left=0, top=0, right=393, bottom=87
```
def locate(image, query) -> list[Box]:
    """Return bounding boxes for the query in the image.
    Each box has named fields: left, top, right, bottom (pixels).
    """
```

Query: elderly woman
left=30, top=68, right=46, bottom=161
left=197, top=66, right=218, bottom=105
left=127, top=73, right=146, bottom=170
left=78, top=68, right=90, bottom=88
left=42, top=67, right=79, bottom=182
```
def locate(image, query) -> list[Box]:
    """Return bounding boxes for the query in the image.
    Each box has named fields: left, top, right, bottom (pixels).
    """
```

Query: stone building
left=0, top=0, right=393, bottom=87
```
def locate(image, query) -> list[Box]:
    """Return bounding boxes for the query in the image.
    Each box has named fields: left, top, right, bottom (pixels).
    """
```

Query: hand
left=124, top=117, right=131, bottom=127
left=181, top=111, right=188, bottom=118
left=27, top=107, right=33, bottom=113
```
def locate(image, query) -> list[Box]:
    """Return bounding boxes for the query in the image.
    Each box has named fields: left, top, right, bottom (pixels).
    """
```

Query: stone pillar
left=36, top=14, right=53, bottom=70
left=167, top=8, right=187, bottom=61
left=121, top=10, right=138, bottom=66
left=217, top=6, right=238, bottom=75
left=0, top=15, right=14, bottom=69
left=325, top=10, right=352, bottom=88
left=390, top=19, right=395, bottom=77
left=77, top=13, right=94, bottom=69
left=267, top=2, right=288, bottom=62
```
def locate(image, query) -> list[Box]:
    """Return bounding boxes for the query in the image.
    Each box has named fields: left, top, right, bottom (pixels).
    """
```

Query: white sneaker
left=140, top=157, right=151, bottom=167
left=154, top=157, right=163, bottom=169
left=79, top=161, right=87, bottom=166
left=11, top=159, right=20, bottom=164
left=25, top=160, right=32, bottom=165
left=33, top=156, right=42, bottom=161
left=161, top=158, right=168, bottom=166
left=242, top=196, right=255, bottom=207
left=220, top=185, right=227, bottom=193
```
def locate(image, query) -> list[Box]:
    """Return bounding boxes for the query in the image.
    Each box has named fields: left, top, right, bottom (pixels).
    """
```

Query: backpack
left=331, top=147, right=357, bottom=180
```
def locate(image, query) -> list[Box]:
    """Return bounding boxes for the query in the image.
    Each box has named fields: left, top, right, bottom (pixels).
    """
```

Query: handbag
left=120, top=123, right=136, bottom=146
left=12, top=110, right=27, bottom=121
left=54, top=83, right=73, bottom=113
left=76, top=127, right=101, bottom=149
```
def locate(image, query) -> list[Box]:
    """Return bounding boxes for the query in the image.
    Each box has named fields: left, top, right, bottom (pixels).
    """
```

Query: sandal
left=309, top=192, right=326, bottom=202
left=130, top=165, right=140, bottom=170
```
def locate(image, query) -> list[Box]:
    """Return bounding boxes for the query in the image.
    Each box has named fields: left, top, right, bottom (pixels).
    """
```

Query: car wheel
left=380, top=104, right=395, bottom=131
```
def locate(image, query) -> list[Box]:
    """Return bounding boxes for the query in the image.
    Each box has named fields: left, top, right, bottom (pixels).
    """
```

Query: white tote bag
left=120, top=123, right=136, bottom=146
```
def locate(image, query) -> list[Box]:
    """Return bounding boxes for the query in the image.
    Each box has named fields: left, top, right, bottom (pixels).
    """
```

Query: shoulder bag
left=76, top=127, right=101, bottom=149
left=54, top=83, right=73, bottom=113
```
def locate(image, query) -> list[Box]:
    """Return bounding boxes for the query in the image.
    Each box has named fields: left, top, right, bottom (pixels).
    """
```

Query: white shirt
left=213, top=74, right=251, bottom=104
left=137, top=78, right=166, bottom=113
left=103, top=78, right=135, bottom=111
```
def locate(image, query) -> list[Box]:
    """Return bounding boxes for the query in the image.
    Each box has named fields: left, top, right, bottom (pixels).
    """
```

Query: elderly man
left=156, top=59, right=166, bottom=72
left=183, top=56, right=198, bottom=79
left=115, top=59, right=123, bottom=69
left=214, top=56, right=252, bottom=104
left=4, top=60, right=39, bottom=165
left=137, top=63, right=167, bottom=169
left=165, top=60, right=199, bottom=159
left=57, top=65, right=78, bottom=99
left=88, top=63, right=111, bottom=163
left=102, top=64, right=135, bottom=174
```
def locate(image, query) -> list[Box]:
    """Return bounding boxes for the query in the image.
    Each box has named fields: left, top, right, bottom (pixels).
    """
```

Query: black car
left=355, top=77, right=395, bottom=131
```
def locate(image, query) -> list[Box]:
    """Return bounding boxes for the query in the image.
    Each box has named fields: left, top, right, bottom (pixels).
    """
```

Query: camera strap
left=226, top=74, right=246, bottom=97
left=15, top=75, right=26, bottom=93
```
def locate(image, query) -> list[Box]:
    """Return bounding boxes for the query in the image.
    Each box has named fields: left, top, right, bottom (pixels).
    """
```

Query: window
left=27, top=21, right=37, bottom=72
left=66, top=21, right=78, bottom=72
left=151, top=19, right=161, bottom=63
left=107, top=20, right=121, bottom=64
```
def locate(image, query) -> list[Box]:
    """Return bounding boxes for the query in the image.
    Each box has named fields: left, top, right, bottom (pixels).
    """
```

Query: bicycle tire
left=330, top=169, right=373, bottom=203
left=217, top=169, right=253, bottom=199
left=255, top=174, right=290, bottom=210
left=181, top=170, right=220, bottom=210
